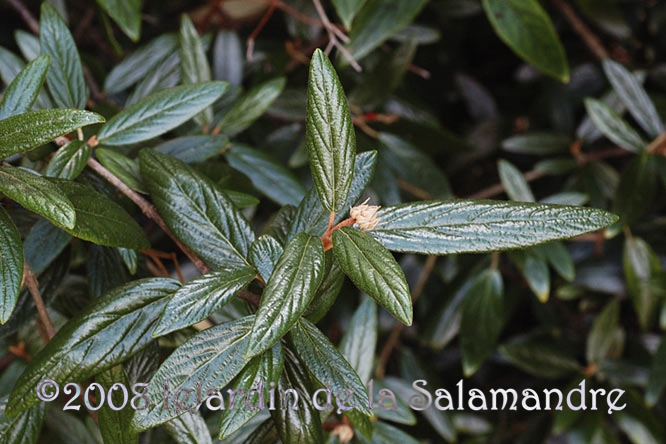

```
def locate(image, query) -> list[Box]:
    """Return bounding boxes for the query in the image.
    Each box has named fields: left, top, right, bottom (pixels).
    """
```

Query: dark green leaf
left=96, top=0, right=142, bottom=42
left=584, top=98, right=647, bottom=153
left=139, top=149, right=254, bottom=268
left=53, top=179, right=150, bottom=250
left=498, top=159, right=535, bottom=202
left=501, top=132, right=571, bottom=155
left=227, top=144, right=306, bottom=206
left=95, top=148, right=146, bottom=194
left=0, top=54, right=49, bottom=120
left=537, top=241, right=574, bottom=282
left=306, top=49, right=356, bottom=212
left=374, top=378, right=417, bottom=425
left=332, top=0, right=368, bottom=29
left=333, top=227, right=412, bottom=325
left=97, top=82, right=228, bottom=145
left=303, top=257, right=345, bottom=323
left=163, top=412, right=212, bottom=444
left=357, top=421, right=420, bottom=444
left=0, top=207, right=23, bottom=324
left=499, top=337, right=581, bottom=379
left=586, top=299, right=622, bottom=365
left=246, top=233, right=325, bottom=357
left=216, top=77, right=285, bottom=136
left=248, top=235, right=283, bottom=283
left=44, top=140, right=91, bottom=180
left=482, top=0, right=569, bottom=82
left=153, top=265, right=256, bottom=336
left=461, top=269, right=504, bottom=376
left=508, top=249, right=550, bottom=302
left=339, top=296, right=377, bottom=383
left=0, top=166, right=76, bottom=229
left=117, top=247, right=138, bottom=275
left=0, top=396, right=45, bottom=444
left=623, top=236, right=663, bottom=330
left=179, top=14, right=212, bottom=127
left=154, top=135, right=228, bottom=163
left=39, top=3, right=88, bottom=108
left=87, top=245, right=129, bottom=298
left=370, top=200, right=617, bottom=255
left=132, top=316, right=254, bottom=431
left=96, top=366, right=138, bottom=444
left=212, top=30, right=243, bottom=85
left=0, top=109, right=104, bottom=159
left=6, top=278, right=180, bottom=416
left=646, top=338, right=666, bottom=407
left=23, top=219, right=71, bottom=275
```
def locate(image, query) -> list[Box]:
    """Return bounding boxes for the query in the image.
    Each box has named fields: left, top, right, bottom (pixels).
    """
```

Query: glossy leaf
left=508, top=249, right=550, bottom=302
left=97, top=0, right=142, bottom=42
left=0, top=397, right=45, bottom=444
left=97, top=82, right=228, bottom=145
left=333, top=227, right=412, bottom=325
left=333, top=0, right=368, bottom=29
left=624, top=236, right=663, bottom=330
left=44, top=140, right=91, bottom=180
left=0, top=166, right=76, bottom=229
left=586, top=299, right=622, bottom=365
left=0, top=207, right=23, bottom=324
left=499, top=337, right=580, bottom=379
left=339, top=296, right=377, bottom=383
left=537, top=241, right=574, bottom=282
left=246, top=233, right=325, bottom=357
left=132, top=316, right=254, bottom=431
left=23, top=219, right=71, bottom=275
left=0, top=109, right=104, bottom=159
left=139, top=149, right=254, bottom=268
left=212, top=30, right=243, bottom=85
left=306, top=49, right=356, bottom=212
left=179, top=14, right=212, bottom=127
left=95, top=148, right=146, bottom=194
left=0, top=54, right=49, bottom=120
left=6, top=278, right=180, bottom=416
left=153, top=265, right=256, bottom=336
left=216, top=77, right=285, bottom=136
left=482, top=0, right=568, bottom=81
left=154, top=135, right=228, bottom=163
left=498, top=159, right=535, bottom=202
left=96, top=366, right=138, bottom=444
left=248, top=235, right=283, bottom=283
left=584, top=98, right=647, bottom=153
left=39, top=3, right=88, bottom=108
left=646, top=338, right=666, bottom=406
left=501, top=132, right=571, bottom=155
left=370, top=200, right=617, bottom=255
left=164, top=412, right=212, bottom=444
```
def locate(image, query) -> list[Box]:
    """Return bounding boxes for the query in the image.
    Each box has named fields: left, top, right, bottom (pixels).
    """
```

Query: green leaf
left=95, top=148, right=146, bottom=194
left=332, top=0, right=368, bottom=29
left=370, top=200, right=617, bottom=255
left=460, top=269, right=504, bottom=376
left=339, top=296, right=377, bottom=383
left=6, top=278, right=180, bottom=416
left=154, top=135, right=228, bottom=163
left=291, top=318, right=372, bottom=416
left=246, top=233, right=325, bottom=357
left=96, top=0, right=142, bottom=42
left=96, top=366, right=138, bottom=444
left=179, top=14, right=212, bottom=127
left=153, top=265, right=256, bottom=336
left=586, top=299, right=622, bottom=365
left=623, top=236, right=663, bottom=330
left=248, top=235, right=283, bottom=283
left=97, top=82, right=228, bottom=146
left=0, top=166, right=76, bottom=229
left=501, top=132, right=571, bottom=155
left=498, top=159, right=535, bottom=202
left=482, top=0, right=569, bottom=82
left=603, top=59, right=664, bottom=138
left=333, top=227, right=412, bottom=325
left=226, top=144, right=306, bottom=206
left=0, top=54, right=49, bottom=120
left=0, top=396, right=45, bottom=444
left=39, top=3, right=88, bottom=108
left=357, top=421, right=420, bottom=444
left=584, top=98, right=648, bottom=153
left=44, top=140, right=91, bottom=180
left=537, top=241, right=575, bottom=282
left=216, top=77, right=285, bottom=137
left=303, top=257, right=345, bottom=323
left=306, top=49, right=356, bottom=212
left=0, top=207, right=23, bottom=324
left=23, top=219, right=71, bottom=275
left=218, top=343, right=284, bottom=439
left=212, top=30, right=243, bottom=85
left=508, top=249, right=550, bottom=302
left=15, top=30, right=41, bottom=61
left=345, top=0, right=428, bottom=62
left=132, top=316, right=254, bottom=431
left=163, top=412, right=212, bottom=444
left=52, top=179, right=150, bottom=250
left=0, top=109, right=104, bottom=159
left=646, top=338, right=666, bottom=406
left=139, top=149, right=253, bottom=267
left=499, top=336, right=581, bottom=379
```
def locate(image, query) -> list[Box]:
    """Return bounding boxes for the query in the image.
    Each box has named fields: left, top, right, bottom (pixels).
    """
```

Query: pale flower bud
left=331, top=424, right=354, bottom=443
left=350, top=198, right=381, bottom=230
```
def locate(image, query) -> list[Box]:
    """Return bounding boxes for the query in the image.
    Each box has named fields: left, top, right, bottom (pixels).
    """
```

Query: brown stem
left=23, top=262, right=56, bottom=341
left=321, top=212, right=356, bottom=251
left=551, top=0, right=609, bottom=60
left=246, top=0, right=278, bottom=62
left=311, top=0, right=362, bottom=72
left=6, top=0, right=39, bottom=34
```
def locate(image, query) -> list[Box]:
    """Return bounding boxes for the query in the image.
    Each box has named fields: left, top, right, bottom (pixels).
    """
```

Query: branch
left=311, top=0, right=362, bottom=72
left=23, top=262, right=56, bottom=341
left=7, top=0, right=39, bottom=34
left=551, top=0, right=609, bottom=60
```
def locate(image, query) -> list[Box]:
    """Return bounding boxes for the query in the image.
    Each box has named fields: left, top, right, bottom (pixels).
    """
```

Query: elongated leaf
left=508, top=249, right=550, bottom=302
left=246, top=233, right=325, bottom=357
left=96, top=366, right=138, bottom=444
left=44, top=140, right=91, bottom=180
left=154, top=135, right=228, bottom=163
left=0, top=207, right=23, bottom=324
left=499, top=337, right=580, bottom=379
left=0, top=166, right=75, bottom=229
left=179, top=14, right=212, bottom=127
left=339, top=296, right=377, bottom=383
left=153, top=265, right=256, bottom=336
left=460, top=269, right=504, bottom=376
left=537, top=241, right=574, bottom=282
left=498, top=159, right=535, bottom=202
left=306, top=49, right=356, bottom=212
left=358, top=421, right=420, bottom=444
left=586, top=299, right=622, bottom=365
left=501, top=132, right=571, bottom=155
left=15, top=30, right=41, bottom=61
left=482, top=0, right=568, bottom=81
left=584, top=98, right=647, bottom=153
left=603, top=60, right=664, bottom=137
left=39, top=3, right=88, bottom=108
left=346, top=0, right=428, bottom=62
left=333, top=227, right=412, bottom=325
left=97, top=82, right=228, bottom=145
left=53, top=179, right=150, bottom=250
left=248, top=235, right=283, bottom=283
left=0, top=54, right=49, bottom=120
left=215, top=77, right=285, bottom=136
left=139, top=149, right=254, bottom=268
left=291, top=319, right=372, bottom=415
left=6, top=278, right=180, bottom=416
left=212, top=30, right=243, bottom=85
left=0, top=396, right=45, bottom=444
left=333, top=0, right=368, bottom=29
left=624, top=236, right=662, bottom=330
left=95, top=148, right=146, bottom=194
left=97, top=0, right=142, bottom=42
left=23, top=219, right=71, bottom=275
left=303, top=257, right=345, bottom=323
left=132, top=316, right=254, bottom=431
left=218, top=343, right=284, bottom=439
left=369, top=200, right=617, bottom=255
left=0, top=109, right=104, bottom=159
left=164, top=412, right=212, bottom=444
left=646, top=338, right=666, bottom=406
left=227, top=144, right=306, bottom=206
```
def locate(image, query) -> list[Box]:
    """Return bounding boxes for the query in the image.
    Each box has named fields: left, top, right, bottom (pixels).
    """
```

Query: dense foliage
left=0, top=0, right=665, bottom=443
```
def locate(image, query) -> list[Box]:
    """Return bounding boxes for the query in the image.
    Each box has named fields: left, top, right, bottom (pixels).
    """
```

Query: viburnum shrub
left=1, top=0, right=665, bottom=443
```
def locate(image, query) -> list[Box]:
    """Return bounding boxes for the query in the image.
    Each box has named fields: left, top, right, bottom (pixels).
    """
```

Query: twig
left=23, top=262, right=56, bottom=340
left=311, top=0, right=362, bottom=72
left=551, top=0, right=609, bottom=60
left=246, top=0, right=278, bottom=62
left=7, top=0, right=39, bottom=34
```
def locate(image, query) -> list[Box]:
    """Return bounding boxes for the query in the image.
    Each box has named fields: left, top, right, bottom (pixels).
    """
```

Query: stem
left=551, top=0, right=609, bottom=60
left=321, top=212, right=355, bottom=251
left=23, top=262, right=56, bottom=341
left=311, top=0, right=362, bottom=72
left=7, top=0, right=39, bottom=34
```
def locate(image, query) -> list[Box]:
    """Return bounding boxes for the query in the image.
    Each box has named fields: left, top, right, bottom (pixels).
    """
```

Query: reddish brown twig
left=551, top=0, right=609, bottom=60
left=7, top=0, right=39, bottom=34
left=23, top=262, right=56, bottom=340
